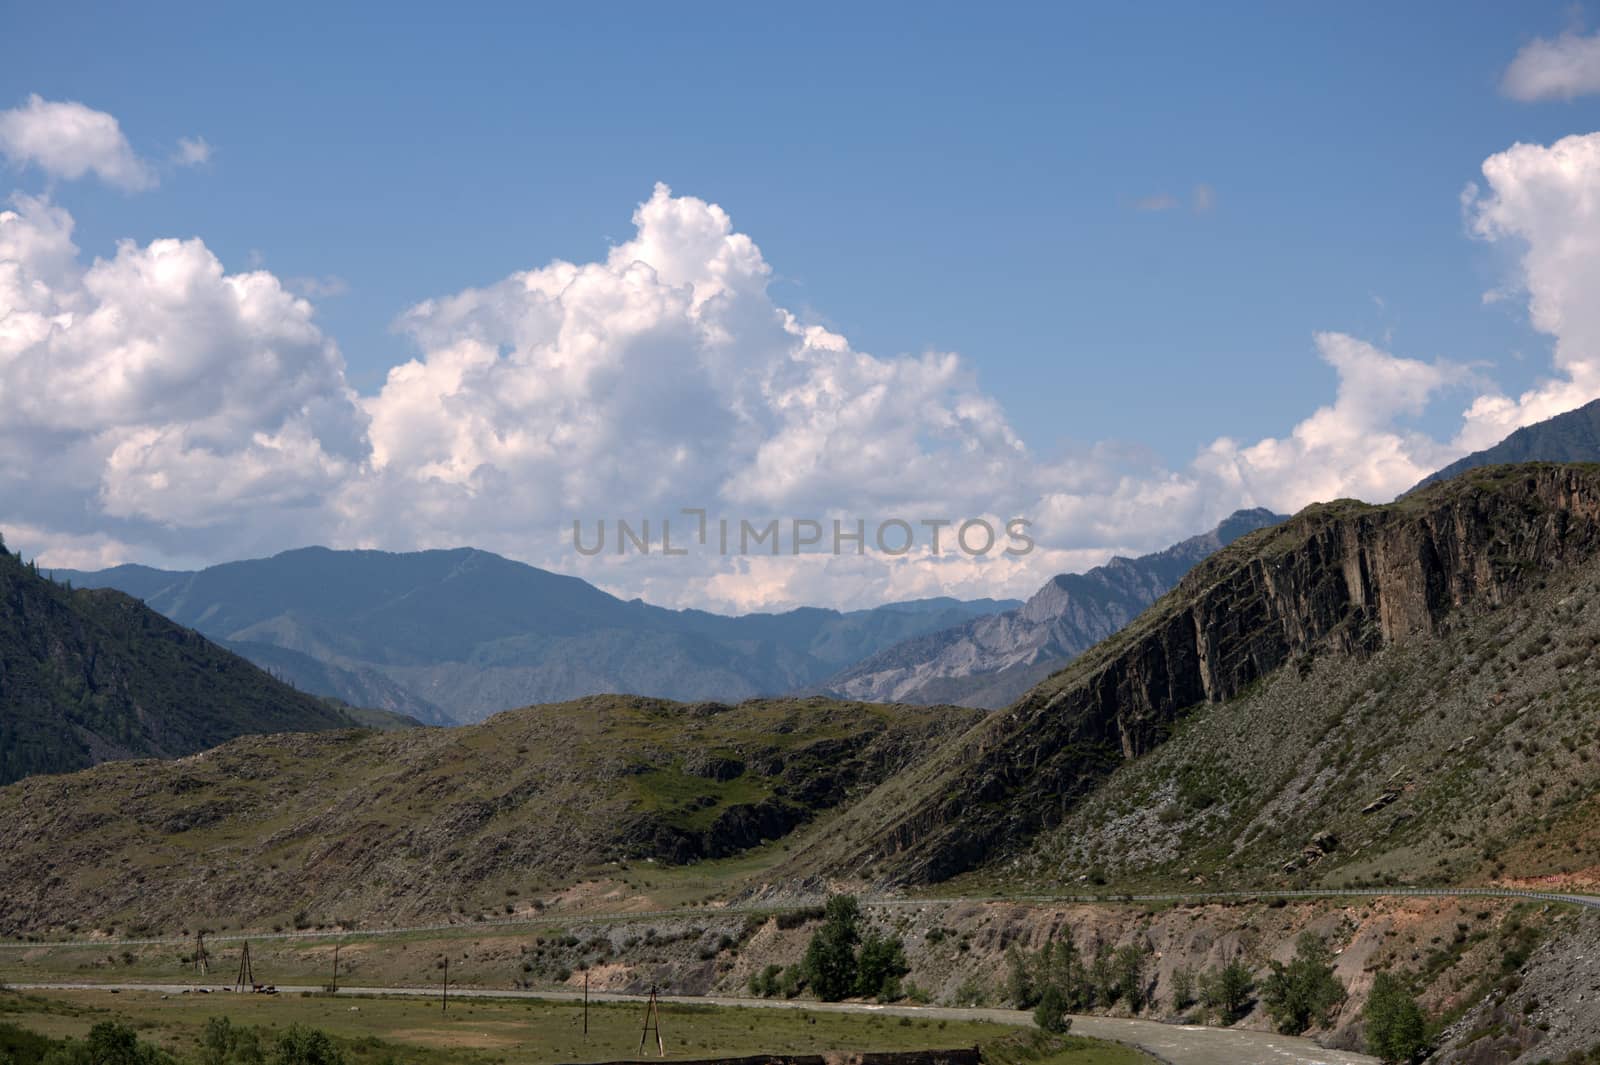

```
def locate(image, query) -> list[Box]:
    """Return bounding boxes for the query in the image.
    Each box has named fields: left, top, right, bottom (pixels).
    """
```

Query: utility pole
left=193, top=931, right=210, bottom=978
left=331, top=944, right=340, bottom=992
left=583, top=969, right=589, bottom=1037
left=441, top=957, right=449, bottom=1014
left=234, top=942, right=254, bottom=993
left=638, top=983, right=664, bottom=1057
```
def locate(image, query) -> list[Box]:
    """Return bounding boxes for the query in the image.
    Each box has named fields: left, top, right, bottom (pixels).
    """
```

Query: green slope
left=0, top=694, right=981, bottom=934
left=0, top=544, right=384, bottom=785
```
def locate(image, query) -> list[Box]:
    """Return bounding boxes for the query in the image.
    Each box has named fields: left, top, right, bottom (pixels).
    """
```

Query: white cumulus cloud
left=7, top=123, right=1600, bottom=610
left=0, top=95, right=157, bottom=191
left=0, top=192, right=367, bottom=560
left=1503, top=30, right=1600, bottom=102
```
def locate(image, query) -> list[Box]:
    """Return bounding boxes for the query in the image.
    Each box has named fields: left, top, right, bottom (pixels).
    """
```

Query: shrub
left=748, top=964, right=784, bottom=998
left=200, top=1017, right=263, bottom=1065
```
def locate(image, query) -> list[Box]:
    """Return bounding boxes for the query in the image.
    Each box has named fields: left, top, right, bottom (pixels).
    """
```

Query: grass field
left=0, top=989, right=1153, bottom=1065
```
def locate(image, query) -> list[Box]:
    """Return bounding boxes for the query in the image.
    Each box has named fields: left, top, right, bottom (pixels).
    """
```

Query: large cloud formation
left=5, top=99, right=1600, bottom=608
left=0, top=193, right=367, bottom=566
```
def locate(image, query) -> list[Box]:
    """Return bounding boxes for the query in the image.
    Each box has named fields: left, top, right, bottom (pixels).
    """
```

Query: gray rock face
left=818, top=508, right=1286, bottom=708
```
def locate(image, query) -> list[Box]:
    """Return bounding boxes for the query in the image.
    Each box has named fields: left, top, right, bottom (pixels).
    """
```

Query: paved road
left=15, top=982, right=1376, bottom=1065
left=2, top=885, right=1593, bottom=950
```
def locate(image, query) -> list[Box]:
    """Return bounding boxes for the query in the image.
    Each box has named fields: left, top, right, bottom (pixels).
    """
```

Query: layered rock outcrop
left=834, top=464, right=1600, bottom=882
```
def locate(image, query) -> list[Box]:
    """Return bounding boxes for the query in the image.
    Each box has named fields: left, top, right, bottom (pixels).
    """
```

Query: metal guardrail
left=2, top=885, right=1594, bottom=950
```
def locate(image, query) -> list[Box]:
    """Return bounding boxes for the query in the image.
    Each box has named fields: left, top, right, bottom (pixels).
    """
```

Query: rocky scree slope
left=786, top=464, right=1600, bottom=885
left=0, top=546, right=371, bottom=786
left=819, top=509, right=1284, bottom=709
left=0, top=695, right=981, bottom=935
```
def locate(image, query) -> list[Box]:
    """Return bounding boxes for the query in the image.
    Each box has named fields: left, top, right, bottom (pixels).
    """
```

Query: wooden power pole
left=441, top=957, right=449, bottom=1014
left=331, top=944, right=340, bottom=992
left=234, top=942, right=254, bottom=992
left=638, top=984, right=664, bottom=1057
left=583, top=969, right=589, bottom=1037
left=193, top=932, right=210, bottom=977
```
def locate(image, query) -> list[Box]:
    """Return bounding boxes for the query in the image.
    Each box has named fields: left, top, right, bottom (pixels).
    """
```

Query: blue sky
left=10, top=1, right=1592, bottom=455
left=6, top=2, right=1600, bottom=608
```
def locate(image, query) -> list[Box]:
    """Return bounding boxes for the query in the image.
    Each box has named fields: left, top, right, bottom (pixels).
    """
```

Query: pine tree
left=1261, top=933, right=1346, bottom=1034
left=1364, top=972, right=1428, bottom=1064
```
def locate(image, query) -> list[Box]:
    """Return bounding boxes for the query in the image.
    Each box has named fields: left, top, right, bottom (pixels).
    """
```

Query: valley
left=10, top=465, right=1600, bottom=1065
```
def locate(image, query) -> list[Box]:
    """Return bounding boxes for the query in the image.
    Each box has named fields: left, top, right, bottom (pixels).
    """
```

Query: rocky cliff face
left=819, top=508, right=1284, bottom=709
left=805, top=464, right=1600, bottom=883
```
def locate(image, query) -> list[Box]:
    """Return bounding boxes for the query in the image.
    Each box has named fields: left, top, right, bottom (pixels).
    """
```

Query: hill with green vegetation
left=0, top=695, right=980, bottom=934
left=0, top=542, right=392, bottom=786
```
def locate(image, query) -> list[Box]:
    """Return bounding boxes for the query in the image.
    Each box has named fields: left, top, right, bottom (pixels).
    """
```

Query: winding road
left=12, top=982, right=1377, bottom=1065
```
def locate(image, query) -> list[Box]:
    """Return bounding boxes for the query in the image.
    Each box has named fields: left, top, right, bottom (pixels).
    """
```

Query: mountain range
left=50, top=514, right=1289, bottom=724
left=10, top=464, right=1600, bottom=1062
left=818, top=507, right=1284, bottom=707
left=54, top=549, right=1021, bottom=724
left=1411, top=396, right=1600, bottom=492
left=17, top=464, right=1600, bottom=899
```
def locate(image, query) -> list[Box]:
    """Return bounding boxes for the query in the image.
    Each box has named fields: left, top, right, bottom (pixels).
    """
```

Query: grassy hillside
left=0, top=695, right=981, bottom=935
left=0, top=546, right=377, bottom=786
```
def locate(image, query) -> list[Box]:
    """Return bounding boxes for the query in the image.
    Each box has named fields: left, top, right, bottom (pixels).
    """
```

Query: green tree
left=1008, top=930, right=1085, bottom=1012
left=1114, top=945, right=1149, bottom=1012
left=800, top=895, right=862, bottom=1001
left=39, top=1023, right=174, bottom=1065
left=1087, top=942, right=1117, bottom=1007
left=1032, top=984, right=1073, bottom=1033
left=748, top=963, right=783, bottom=998
left=856, top=931, right=909, bottom=1001
left=1201, top=959, right=1256, bottom=1025
left=201, top=1018, right=264, bottom=1065
left=1006, top=942, right=1040, bottom=1008
left=1364, top=972, right=1428, bottom=1064
left=778, top=964, right=804, bottom=998
left=1169, top=965, right=1196, bottom=1011
left=1261, top=933, right=1347, bottom=1034
left=270, top=1026, right=344, bottom=1065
